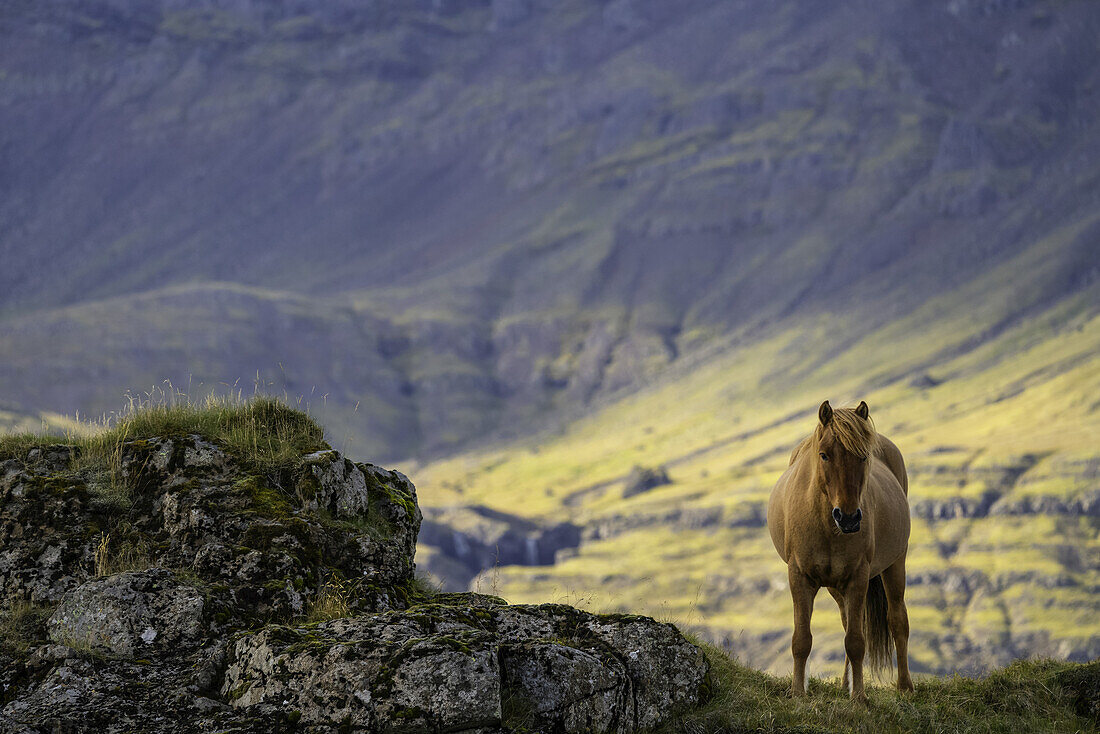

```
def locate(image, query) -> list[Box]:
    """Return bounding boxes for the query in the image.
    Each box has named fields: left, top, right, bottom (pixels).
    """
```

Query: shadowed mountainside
left=1, top=0, right=1099, bottom=458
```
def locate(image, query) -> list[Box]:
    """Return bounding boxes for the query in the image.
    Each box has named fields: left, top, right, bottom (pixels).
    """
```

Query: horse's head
left=814, top=400, right=876, bottom=534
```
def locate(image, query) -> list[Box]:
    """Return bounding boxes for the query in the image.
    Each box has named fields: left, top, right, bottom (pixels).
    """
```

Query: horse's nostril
left=832, top=507, right=842, bottom=523
left=854, top=508, right=862, bottom=521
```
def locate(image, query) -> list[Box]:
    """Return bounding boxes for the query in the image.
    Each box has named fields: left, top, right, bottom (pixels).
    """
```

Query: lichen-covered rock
left=2, top=654, right=288, bottom=733
left=224, top=619, right=502, bottom=730
left=297, top=449, right=371, bottom=517
left=2, top=426, right=707, bottom=733
left=221, top=599, right=708, bottom=732
left=46, top=569, right=205, bottom=657
left=500, top=641, right=630, bottom=734
left=0, top=438, right=421, bottom=618
left=0, top=453, right=99, bottom=605
left=584, top=614, right=710, bottom=729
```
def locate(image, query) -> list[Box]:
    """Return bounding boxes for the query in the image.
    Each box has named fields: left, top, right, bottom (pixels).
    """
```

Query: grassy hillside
left=663, top=643, right=1098, bottom=734
left=413, top=270, right=1100, bottom=675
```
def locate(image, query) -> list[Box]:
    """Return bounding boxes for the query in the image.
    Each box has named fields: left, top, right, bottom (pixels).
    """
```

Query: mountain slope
left=2, top=0, right=1100, bottom=459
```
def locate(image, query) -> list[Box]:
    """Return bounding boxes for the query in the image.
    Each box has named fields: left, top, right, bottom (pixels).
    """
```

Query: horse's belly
left=869, top=472, right=911, bottom=575
left=767, top=466, right=796, bottom=562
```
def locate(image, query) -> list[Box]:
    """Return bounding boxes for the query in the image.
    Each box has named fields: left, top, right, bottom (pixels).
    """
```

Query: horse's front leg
left=842, top=566, right=871, bottom=703
left=827, top=587, right=850, bottom=690
left=788, top=565, right=819, bottom=697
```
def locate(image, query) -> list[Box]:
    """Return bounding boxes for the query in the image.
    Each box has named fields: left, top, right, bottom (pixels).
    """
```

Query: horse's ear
left=855, top=401, right=869, bottom=420
left=818, top=400, right=833, bottom=426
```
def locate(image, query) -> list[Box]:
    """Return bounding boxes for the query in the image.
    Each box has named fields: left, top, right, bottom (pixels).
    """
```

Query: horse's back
left=874, top=434, right=908, bottom=496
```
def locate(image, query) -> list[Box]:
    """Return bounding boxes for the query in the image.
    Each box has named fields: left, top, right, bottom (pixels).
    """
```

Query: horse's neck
left=798, top=452, right=831, bottom=513
left=802, top=439, right=826, bottom=496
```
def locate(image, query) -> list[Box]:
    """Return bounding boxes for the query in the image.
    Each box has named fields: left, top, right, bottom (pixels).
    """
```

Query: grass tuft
left=93, top=532, right=154, bottom=577
left=306, top=576, right=354, bottom=622
left=0, top=391, right=328, bottom=485
left=0, top=599, right=54, bottom=655
left=659, top=637, right=1098, bottom=734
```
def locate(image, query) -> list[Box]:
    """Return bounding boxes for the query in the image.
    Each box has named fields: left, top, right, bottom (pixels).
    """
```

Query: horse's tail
left=863, top=574, right=894, bottom=676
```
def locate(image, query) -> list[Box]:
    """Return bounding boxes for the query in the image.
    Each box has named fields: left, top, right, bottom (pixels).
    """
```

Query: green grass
left=0, top=600, right=54, bottom=655
left=0, top=394, right=330, bottom=529
left=0, top=394, right=328, bottom=490
left=661, top=640, right=1098, bottom=734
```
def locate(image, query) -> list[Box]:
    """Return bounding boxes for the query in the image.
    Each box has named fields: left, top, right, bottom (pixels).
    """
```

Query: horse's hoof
left=898, top=680, right=915, bottom=693
left=851, top=692, right=868, bottom=705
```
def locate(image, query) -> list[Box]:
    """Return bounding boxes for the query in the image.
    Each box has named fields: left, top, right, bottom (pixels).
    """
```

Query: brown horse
left=767, top=400, right=913, bottom=701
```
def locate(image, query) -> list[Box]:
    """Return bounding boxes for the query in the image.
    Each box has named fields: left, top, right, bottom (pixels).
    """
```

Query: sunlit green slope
left=414, top=254, right=1100, bottom=676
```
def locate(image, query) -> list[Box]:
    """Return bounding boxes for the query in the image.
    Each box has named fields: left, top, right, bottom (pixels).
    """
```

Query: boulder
left=500, top=641, right=630, bottom=733
left=622, top=465, right=672, bottom=498
left=222, top=601, right=708, bottom=732
left=47, top=569, right=204, bottom=657
left=297, top=450, right=372, bottom=517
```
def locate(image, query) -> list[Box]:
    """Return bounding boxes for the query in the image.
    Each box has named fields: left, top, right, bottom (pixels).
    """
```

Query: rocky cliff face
left=0, top=428, right=707, bottom=732
left=418, top=505, right=582, bottom=591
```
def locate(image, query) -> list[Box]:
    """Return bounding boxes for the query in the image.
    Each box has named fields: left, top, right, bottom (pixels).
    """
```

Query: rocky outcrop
left=989, top=490, right=1100, bottom=518
left=0, top=434, right=421, bottom=618
left=0, top=428, right=708, bottom=732
left=621, top=465, right=671, bottom=499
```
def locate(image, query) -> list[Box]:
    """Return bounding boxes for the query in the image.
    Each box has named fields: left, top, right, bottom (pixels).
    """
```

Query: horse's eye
left=819, top=452, right=829, bottom=461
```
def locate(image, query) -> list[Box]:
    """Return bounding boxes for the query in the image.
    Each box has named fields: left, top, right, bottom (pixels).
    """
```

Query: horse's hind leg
left=788, top=565, right=819, bottom=696
left=883, top=555, right=914, bottom=691
left=828, top=587, right=850, bottom=690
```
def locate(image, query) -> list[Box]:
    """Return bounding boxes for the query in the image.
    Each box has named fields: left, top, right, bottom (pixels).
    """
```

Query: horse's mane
left=816, top=407, right=877, bottom=459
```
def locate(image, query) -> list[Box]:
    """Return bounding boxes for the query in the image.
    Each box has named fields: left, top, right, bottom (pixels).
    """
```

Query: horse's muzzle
left=832, top=507, right=862, bottom=534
